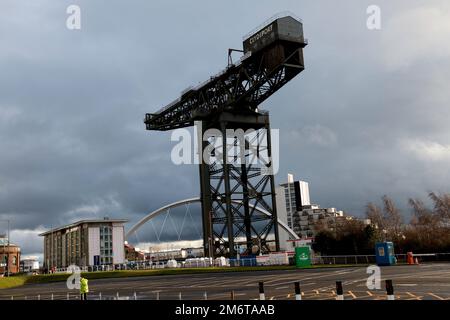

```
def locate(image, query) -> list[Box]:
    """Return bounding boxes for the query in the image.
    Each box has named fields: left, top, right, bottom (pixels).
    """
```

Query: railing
left=397, top=253, right=450, bottom=263
left=313, top=255, right=376, bottom=265
left=52, top=259, right=226, bottom=274
left=242, top=11, right=303, bottom=41
left=229, top=258, right=258, bottom=267
left=313, top=253, right=450, bottom=265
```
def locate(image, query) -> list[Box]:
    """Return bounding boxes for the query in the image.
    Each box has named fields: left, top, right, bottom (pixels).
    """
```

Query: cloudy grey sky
left=1, top=0, right=449, bottom=257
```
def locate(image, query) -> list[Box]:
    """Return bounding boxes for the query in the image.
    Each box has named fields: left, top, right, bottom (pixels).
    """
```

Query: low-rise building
left=146, top=249, right=188, bottom=261
left=147, top=247, right=205, bottom=261
left=291, top=207, right=344, bottom=238
left=20, top=258, right=40, bottom=273
left=124, top=242, right=145, bottom=262
left=185, top=247, right=204, bottom=258
left=0, top=238, right=21, bottom=274
left=39, top=218, right=127, bottom=270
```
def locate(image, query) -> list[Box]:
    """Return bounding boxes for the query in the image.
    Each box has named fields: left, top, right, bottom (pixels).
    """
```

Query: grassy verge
left=1, top=263, right=362, bottom=289
left=0, top=276, right=28, bottom=289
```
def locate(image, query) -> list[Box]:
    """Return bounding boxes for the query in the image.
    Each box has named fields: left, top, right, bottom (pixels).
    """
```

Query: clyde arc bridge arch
left=125, top=197, right=299, bottom=256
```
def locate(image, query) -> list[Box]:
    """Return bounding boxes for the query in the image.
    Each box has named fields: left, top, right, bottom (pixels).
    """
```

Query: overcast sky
left=1, top=0, right=449, bottom=258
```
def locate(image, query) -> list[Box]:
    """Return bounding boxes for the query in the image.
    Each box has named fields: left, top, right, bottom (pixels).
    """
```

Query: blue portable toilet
left=375, top=242, right=396, bottom=266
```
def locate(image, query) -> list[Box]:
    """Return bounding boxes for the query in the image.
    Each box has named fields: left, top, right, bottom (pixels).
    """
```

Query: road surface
left=1, top=263, right=449, bottom=300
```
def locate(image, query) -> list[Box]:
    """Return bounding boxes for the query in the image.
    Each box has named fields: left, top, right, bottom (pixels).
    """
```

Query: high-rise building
left=276, top=174, right=345, bottom=245
left=40, top=218, right=127, bottom=270
left=276, top=174, right=312, bottom=229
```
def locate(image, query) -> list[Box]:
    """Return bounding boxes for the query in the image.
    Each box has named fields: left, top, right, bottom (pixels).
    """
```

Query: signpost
left=295, top=246, right=311, bottom=268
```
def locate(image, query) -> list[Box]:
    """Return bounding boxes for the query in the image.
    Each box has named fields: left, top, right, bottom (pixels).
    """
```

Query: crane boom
left=145, top=15, right=307, bottom=131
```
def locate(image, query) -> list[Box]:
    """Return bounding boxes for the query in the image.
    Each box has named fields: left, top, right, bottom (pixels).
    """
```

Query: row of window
left=46, top=226, right=117, bottom=266
left=100, top=226, right=113, bottom=262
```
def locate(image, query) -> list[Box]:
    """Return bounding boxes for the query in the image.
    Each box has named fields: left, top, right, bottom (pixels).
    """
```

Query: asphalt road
left=1, top=263, right=450, bottom=300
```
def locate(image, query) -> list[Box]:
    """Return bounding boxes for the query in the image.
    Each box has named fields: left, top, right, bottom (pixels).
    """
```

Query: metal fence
left=313, top=253, right=450, bottom=265
left=52, top=258, right=225, bottom=274
left=229, top=258, right=258, bottom=267
left=312, top=255, right=376, bottom=265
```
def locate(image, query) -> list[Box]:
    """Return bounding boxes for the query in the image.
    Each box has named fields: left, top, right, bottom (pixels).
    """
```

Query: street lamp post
left=7, top=220, right=9, bottom=277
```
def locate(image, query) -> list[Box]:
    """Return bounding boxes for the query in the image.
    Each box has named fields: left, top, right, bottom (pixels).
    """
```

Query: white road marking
left=428, top=293, right=445, bottom=300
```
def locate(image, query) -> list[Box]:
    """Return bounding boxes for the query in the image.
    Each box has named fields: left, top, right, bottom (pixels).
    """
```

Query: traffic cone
left=415, top=257, right=419, bottom=265
left=407, top=252, right=414, bottom=265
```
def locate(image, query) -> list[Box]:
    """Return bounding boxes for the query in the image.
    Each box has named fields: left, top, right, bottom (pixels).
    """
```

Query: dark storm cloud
left=1, top=0, right=449, bottom=255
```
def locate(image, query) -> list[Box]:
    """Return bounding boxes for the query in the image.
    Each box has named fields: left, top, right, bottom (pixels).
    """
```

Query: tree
left=366, top=202, right=384, bottom=229
left=315, top=192, right=450, bottom=256
left=381, top=195, right=404, bottom=242
left=409, top=198, right=439, bottom=228
left=313, top=218, right=374, bottom=255
left=365, top=202, right=385, bottom=242
left=312, top=230, right=335, bottom=255
left=429, top=192, right=450, bottom=222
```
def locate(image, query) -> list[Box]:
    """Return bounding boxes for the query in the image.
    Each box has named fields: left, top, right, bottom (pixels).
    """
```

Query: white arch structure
left=125, top=197, right=299, bottom=241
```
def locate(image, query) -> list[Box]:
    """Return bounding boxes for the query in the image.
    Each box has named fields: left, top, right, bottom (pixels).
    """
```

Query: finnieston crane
left=145, top=14, right=307, bottom=258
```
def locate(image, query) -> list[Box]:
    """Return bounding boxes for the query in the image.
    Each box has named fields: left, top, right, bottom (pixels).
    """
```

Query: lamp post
left=0, top=220, right=10, bottom=277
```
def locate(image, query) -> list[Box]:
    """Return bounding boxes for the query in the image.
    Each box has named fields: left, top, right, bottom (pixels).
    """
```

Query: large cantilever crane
left=145, top=14, right=307, bottom=258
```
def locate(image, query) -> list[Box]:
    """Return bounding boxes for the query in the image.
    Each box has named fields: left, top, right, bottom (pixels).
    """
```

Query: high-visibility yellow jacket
left=80, top=278, right=89, bottom=294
